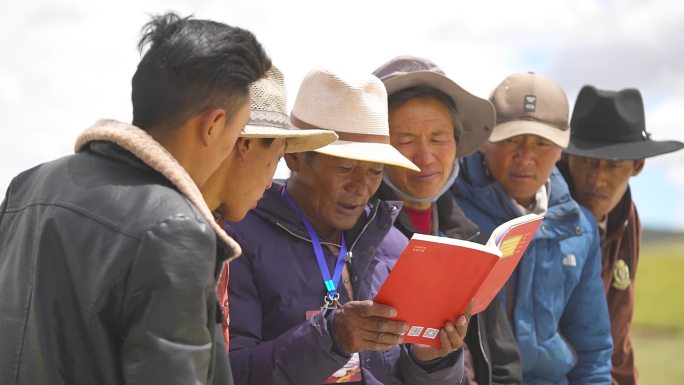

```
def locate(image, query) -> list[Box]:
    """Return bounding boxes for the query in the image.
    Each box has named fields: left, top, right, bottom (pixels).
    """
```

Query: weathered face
left=204, top=137, right=286, bottom=221
left=565, top=154, right=644, bottom=221
left=385, top=96, right=457, bottom=200
left=482, top=134, right=563, bottom=206
left=285, top=153, right=384, bottom=237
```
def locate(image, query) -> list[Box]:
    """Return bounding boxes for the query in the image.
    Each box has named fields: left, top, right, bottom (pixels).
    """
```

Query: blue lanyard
left=281, top=187, right=348, bottom=303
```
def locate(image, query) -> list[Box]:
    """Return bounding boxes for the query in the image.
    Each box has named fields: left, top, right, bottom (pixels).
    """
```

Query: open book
left=373, top=213, right=543, bottom=347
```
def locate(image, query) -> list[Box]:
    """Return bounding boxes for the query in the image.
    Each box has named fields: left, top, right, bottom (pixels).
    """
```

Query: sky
left=1, top=0, right=683, bottom=230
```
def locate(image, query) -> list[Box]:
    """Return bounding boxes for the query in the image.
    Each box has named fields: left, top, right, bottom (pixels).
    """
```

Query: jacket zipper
left=463, top=230, right=481, bottom=242
left=477, top=315, right=490, bottom=377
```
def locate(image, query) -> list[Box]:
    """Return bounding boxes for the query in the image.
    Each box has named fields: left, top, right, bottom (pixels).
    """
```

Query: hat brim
left=564, top=137, right=684, bottom=160
left=240, top=124, right=338, bottom=153
left=313, top=140, right=420, bottom=171
left=489, top=120, right=570, bottom=148
left=382, top=71, right=495, bottom=158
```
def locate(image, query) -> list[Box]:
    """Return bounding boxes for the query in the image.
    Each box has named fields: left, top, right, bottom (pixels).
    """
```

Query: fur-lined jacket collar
left=74, top=119, right=242, bottom=260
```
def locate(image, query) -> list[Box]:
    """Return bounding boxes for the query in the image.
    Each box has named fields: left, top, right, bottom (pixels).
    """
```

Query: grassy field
left=631, top=236, right=684, bottom=383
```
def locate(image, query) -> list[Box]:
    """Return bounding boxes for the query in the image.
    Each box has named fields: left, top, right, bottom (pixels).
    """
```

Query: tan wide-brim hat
left=290, top=69, right=419, bottom=171
left=239, top=66, right=338, bottom=153
left=373, top=55, right=495, bottom=158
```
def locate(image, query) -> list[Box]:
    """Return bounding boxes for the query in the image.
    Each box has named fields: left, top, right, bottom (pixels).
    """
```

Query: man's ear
left=632, top=159, right=645, bottom=176
left=199, top=108, right=227, bottom=147
left=235, top=138, right=253, bottom=160
left=284, top=153, right=300, bottom=172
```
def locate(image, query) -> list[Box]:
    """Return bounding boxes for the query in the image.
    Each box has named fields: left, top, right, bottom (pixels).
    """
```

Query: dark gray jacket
left=0, top=120, right=237, bottom=385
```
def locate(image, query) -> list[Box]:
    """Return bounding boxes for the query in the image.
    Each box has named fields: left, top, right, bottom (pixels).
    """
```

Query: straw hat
left=240, top=66, right=338, bottom=153
left=290, top=69, right=419, bottom=171
left=373, top=55, right=495, bottom=158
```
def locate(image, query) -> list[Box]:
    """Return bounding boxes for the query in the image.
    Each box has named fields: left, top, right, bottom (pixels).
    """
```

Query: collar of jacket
left=374, top=181, right=482, bottom=243
left=604, top=187, right=635, bottom=242
left=455, top=151, right=583, bottom=240
left=73, top=119, right=242, bottom=260
left=251, top=180, right=403, bottom=252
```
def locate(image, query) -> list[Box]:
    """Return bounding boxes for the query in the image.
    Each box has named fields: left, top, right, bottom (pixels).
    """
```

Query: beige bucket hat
left=290, top=69, right=419, bottom=171
left=240, top=66, right=338, bottom=153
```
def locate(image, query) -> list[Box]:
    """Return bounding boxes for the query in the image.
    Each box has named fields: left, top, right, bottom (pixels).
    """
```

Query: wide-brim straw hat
left=290, top=69, right=419, bottom=171
left=373, top=55, right=495, bottom=158
left=240, top=66, right=337, bottom=153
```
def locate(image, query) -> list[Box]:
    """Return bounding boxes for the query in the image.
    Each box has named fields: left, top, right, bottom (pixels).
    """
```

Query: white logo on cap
left=524, top=95, right=537, bottom=112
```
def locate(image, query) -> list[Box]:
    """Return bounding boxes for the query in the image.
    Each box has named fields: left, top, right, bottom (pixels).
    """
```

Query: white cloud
left=2, top=0, right=684, bottom=229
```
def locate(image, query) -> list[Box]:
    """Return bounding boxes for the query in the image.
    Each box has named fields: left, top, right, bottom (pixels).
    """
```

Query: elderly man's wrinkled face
left=385, top=96, right=457, bottom=206
left=565, top=155, right=644, bottom=221
left=482, top=134, right=563, bottom=207
left=285, top=152, right=384, bottom=240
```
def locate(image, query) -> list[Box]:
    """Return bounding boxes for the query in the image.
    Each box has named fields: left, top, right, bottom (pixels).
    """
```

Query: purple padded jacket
left=224, top=183, right=464, bottom=385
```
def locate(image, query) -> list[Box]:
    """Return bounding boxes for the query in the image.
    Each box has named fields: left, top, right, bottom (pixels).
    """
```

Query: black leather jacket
left=0, top=135, right=234, bottom=385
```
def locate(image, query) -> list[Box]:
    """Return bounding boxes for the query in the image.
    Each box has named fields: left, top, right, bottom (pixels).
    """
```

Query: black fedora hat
left=565, top=85, right=683, bottom=160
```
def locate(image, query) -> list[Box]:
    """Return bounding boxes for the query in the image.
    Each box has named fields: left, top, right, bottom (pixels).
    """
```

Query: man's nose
left=346, top=169, right=372, bottom=196
left=513, top=142, right=535, bottom=163
left=586, top=160, right=607, bottom=185
left=411, top=141, right=434, bottom=166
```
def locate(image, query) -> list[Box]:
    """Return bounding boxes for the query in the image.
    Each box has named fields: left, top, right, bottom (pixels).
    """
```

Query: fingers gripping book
left=373, top=213, right=543, bottom=347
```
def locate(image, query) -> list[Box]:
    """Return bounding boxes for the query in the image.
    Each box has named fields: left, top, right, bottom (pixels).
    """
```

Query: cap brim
left=382, top=71, right=495, bottom=158
left=313, top=140, right=420, bottom=171
left=565, top=137, right=684, bottom=160
left=240, top=124, right=338, bottom=153
left=489, top=120, right=570, bottom=148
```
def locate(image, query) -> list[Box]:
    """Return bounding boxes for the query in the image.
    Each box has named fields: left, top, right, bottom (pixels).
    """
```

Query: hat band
left=290, top=115, right=390, bottom=144
left=249, top=110, right=289, bottom=128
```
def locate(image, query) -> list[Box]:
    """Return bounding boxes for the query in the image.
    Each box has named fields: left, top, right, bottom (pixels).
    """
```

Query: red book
left=374, top=213, right=543, bottom=348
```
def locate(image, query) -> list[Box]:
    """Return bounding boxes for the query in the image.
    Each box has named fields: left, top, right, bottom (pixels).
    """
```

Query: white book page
left=410, top=233, right=499, bottom=256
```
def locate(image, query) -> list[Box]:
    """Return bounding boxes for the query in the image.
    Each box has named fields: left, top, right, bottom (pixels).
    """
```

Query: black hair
left=387, top=86, right=463, bottom=143
left=131, top=12, right=271, bottom=131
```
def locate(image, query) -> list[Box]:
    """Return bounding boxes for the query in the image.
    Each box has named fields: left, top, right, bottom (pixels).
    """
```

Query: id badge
left=324, top=353, right=362, bottom=383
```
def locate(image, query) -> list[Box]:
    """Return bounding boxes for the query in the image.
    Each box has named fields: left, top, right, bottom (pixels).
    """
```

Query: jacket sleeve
left=0, top=197, right=6, bottom=223
left=397, top=346, right=464, bottom=385
left=228, top=247, right=349, bottom=385
left=212, top=322, right=235, bottom=385
left=485, top=296, right=523, bottom=385
left=0, top=184, right=9, bottom=222
left=119, top=215, right=220, bottom=385
left=561, top=222, right=613, bottom=385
